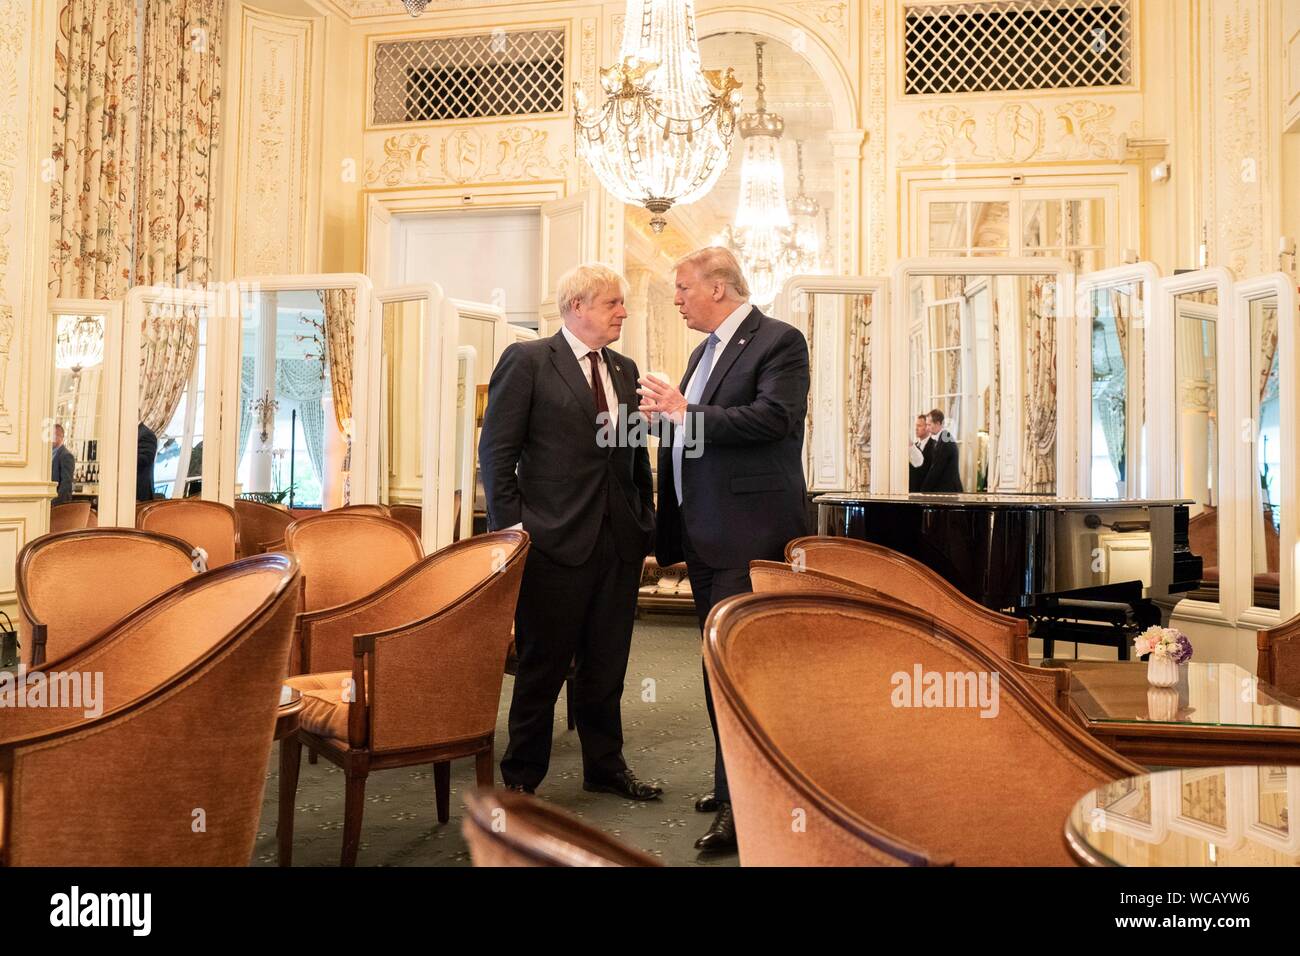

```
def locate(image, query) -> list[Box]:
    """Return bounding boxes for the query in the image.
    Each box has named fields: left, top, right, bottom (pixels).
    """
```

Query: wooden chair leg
left=434, top=760, right=451, bottom=824
left=308, top=748, right=319, bottom=765
left=475, top=744, right=494, bottom=788
left=341, top=769, right=368, bottom=867
left=278, top=735, right=303, bottom=867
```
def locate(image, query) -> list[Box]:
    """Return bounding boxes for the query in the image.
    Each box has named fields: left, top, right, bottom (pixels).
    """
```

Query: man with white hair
left=479, top=263, right=661, bottom=800
left=639, top=246, right=811, bottom=853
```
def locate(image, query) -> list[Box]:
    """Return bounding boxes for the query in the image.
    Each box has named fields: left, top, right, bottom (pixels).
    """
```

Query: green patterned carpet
left=253, top=614, right=738, bottom=867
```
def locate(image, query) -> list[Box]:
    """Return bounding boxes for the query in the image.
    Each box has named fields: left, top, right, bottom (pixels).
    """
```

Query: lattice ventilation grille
left=373, top=28, right=565, bottom=124
left=903, top=0, right=1132, bottom=95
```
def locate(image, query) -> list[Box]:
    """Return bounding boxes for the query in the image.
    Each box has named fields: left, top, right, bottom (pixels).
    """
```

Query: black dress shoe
left=695, top=792, right=721, bottom=813
left=583, top=769, right=663, bottom=801
left=503, top=782, right=535, bottom=795
left=694, top=804, right=737, bottom=853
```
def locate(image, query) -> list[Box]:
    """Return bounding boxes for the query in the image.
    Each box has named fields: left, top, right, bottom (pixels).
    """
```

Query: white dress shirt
left=908, top=439, right=926, bottom=469
left=561, top=323, right=619, bottom=428
left=677, top=302, right=752, bottom=412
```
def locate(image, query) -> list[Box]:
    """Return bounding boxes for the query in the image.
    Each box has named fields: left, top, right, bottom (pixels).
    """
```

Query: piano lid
left=814, top=492, right=1196, bottom=510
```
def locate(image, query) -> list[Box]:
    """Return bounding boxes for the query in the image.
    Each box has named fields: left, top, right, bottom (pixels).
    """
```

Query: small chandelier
left=787, top=140, right=822, bottom=275
left=726, top=41, right=794, bottom=307
left=401, top=0, right=431, bottom=16
left=55, top=314, right=105, bottom=374
left=574, top=0, right=742, bottom=233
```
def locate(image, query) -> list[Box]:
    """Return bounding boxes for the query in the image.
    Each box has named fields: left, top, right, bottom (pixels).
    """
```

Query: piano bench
left=1025, top=605, right=1145, bottom=662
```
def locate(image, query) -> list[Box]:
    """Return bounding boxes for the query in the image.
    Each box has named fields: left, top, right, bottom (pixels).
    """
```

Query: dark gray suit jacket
left=479, top=331, right=655, bottom=567
left=52, top=445, right=75, bottom=505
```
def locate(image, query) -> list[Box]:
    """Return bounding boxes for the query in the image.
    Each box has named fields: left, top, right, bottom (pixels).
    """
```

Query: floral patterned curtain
left=320, top=289, right=355, bottom=435
left=320, top=288, right=355, bottom=502
left=49, top=0, right=141, bottom=299
left=138, top=302, right=200, bottom=434
left=1257, top=303, right=1279, bottom=404
left=1020, top=277, right=1057, bottom=492
left=846, top=294, right=871, bottom=489
left=134, top=0, right=224, bottom=287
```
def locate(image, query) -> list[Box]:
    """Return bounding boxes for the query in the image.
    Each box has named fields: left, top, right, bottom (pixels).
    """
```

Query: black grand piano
left=814, top=493, right=1203, bottom=659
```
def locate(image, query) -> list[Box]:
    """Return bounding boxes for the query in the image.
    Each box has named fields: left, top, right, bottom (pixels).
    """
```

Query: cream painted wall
left=0, top=0, right=58, bottom=617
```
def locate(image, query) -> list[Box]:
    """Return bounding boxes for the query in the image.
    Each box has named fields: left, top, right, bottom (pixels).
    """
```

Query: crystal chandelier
left=574, top=0, right=742, bottom=233
left=787, top=140, right=822, bottom=274
left=726, top=41, right=794, bottom=307
left=401, top=0, right=431, bottom=16
left=55, top=314, right=105, bottom=374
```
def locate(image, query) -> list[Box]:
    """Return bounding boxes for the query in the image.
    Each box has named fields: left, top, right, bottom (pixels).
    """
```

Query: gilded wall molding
left=1202, top=0, right=1267, bottom=278
left=895, top=97, right=1139, bottom=166
left=866, top=0, right=885, bottom=274
left=364, top=124, right=571, bottom=187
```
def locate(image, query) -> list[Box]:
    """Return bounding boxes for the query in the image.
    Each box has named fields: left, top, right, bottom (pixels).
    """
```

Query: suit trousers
left=501, top=518, right=642, bottom=790
left=680, top=514, right=755, bottom=804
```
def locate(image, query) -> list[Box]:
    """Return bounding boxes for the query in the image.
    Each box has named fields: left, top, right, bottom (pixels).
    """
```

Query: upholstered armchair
left=234, top=498, right=295, bottom=558
left=279, top=530, right=529, bottom=866
left=1258, top=613, right=1300, bottom=697
left=388, top=503, right=422, bottom=538
left=786, top=536, right=1030, bottom=663
left=16, top=528, right=197, bottom=667
left=463, top=790, right=660, bottom=867
left=0, top=554, right=300, bottom=866
left=705, top=591, right=1141, bottom=866
left=49, top=500, right=93, bottom=533
left=282, top=511, right=421, bottom=625
left=751, top=558, right=1070, bottom=712
left=137, top=498, right=239, bottom=568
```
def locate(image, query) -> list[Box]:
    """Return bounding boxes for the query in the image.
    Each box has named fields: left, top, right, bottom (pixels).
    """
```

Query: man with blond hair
left=479, top=263, right=661, bottom=800
left=638, top=246, right=810, bottom=853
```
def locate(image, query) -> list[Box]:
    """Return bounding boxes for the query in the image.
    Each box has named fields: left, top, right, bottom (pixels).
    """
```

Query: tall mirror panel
left=905, top=271, right=1060, bottom=494
left=378, top=296, right=425, bottom=535
left=1249, top=292, right=1281, bottom=610
left=50, top=304, right=114, bottom=530
left=1174, top=288, right=1220, bottom=602
left=236, top=287, right=354, bottom=510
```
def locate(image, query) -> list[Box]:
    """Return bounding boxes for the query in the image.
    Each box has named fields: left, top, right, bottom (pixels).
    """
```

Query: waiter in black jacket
left=638, top=246, right=810, bottom=853
left=479, top=263, right=660, bottom=800
left=920, top=408, right=963, bottom=493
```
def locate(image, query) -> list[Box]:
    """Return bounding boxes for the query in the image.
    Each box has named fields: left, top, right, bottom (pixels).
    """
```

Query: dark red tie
left=586, top=351, right=609, bottom=420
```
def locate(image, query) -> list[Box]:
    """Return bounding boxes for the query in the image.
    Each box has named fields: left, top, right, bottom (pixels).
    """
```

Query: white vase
left=1146, top=686, right=1179, bottom=720
left=1147, top=653, right=1179, bottom=687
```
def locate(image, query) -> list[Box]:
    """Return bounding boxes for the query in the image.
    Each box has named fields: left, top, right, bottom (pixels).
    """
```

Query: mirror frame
left=1154, top=267, right=1237, bottom=624
left=121, top=285, right=225, bottom=523
left=50, top=298, right=125, bottom=526
left=891, top=257, right=1077, bottom=497
left=1232, top=272, right=1297, bottom=624
left=777, top=274, right=890, bottom=493
left=220, top=274, right=374, bottom=509
left=1074, top=263, right=1162, bottom=498
left=365, top=283, right=458, bottom=552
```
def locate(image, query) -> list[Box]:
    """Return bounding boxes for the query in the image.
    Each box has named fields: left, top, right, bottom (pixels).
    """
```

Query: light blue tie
left=674, top=332, right=719, bottom=506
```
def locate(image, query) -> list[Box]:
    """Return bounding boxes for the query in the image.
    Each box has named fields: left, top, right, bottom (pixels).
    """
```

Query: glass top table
left=1042, top=660, right=1300, bottom=767
left=1066, top=766, right=1300, bottom=866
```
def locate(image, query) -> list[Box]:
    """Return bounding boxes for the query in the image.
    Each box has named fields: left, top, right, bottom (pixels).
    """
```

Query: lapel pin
left=738, top=338, right=746, bottom=345
left=615, top=365, right=622, bottom=372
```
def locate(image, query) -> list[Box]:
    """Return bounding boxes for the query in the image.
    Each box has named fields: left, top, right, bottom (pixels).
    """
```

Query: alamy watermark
left=0, top=665, right=104, bottom=718
left=596, top=406, right=704, bottom=459
left=890, top=664, right=1000, bottom=718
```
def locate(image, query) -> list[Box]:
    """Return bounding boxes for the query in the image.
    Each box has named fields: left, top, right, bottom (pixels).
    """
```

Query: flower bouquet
left=1134, top=625, right=1193, bottom=687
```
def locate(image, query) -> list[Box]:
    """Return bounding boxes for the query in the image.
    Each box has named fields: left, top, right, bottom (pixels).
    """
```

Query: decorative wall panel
left=232, top=8, right=316, bottom=276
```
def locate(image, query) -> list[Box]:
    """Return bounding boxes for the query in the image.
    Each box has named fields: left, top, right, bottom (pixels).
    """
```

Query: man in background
left=51, top=423, right=74, bottom=505
left=920, top=408, right=962, bottom=493
left=908, top=414, right=930, bottom=491
left=137, top=422, right=158, bottom=502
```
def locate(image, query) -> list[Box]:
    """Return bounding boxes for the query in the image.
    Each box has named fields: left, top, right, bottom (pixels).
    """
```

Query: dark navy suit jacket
left=654, top=306, right=811, bottom=570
